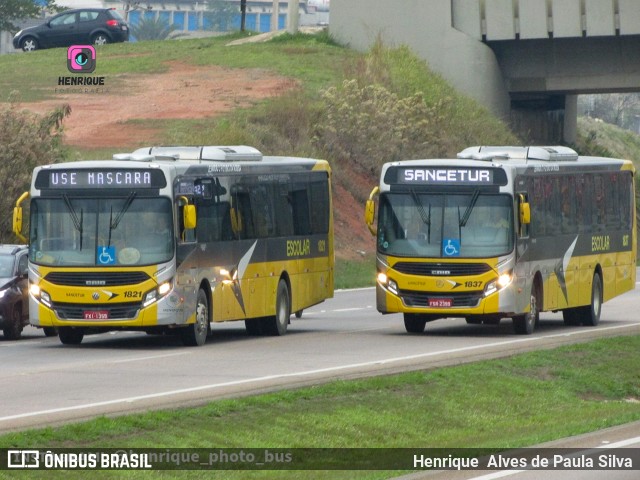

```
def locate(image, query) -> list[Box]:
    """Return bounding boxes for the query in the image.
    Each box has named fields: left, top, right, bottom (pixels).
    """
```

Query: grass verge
left=335, top=255, right=376, bottom=289
left=1, top=335, right=639, bottom=479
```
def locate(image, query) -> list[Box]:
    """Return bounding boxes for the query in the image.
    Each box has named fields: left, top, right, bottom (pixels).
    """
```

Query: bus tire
left=513, top=285, right=539, bottom=335
left=580, top=273, right=602, bottom=327
left=43, top=327, right=58, bottom=337
left=58, top=327, right=84, bottom=345
left=562, top=308, right=581, bottom=326
left=181, top=289, right=209, bottom=346
left=245, top=318, right=264, bottom=336
left=265, top=280, right=290, bottom=336
left=404, top=313, right=426, bottom=333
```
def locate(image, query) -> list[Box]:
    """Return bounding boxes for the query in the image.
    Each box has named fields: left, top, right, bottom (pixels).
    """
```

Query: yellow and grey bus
left=364, top=146, right=636, bottom=335
left=13, top=146, right=333, bottom=346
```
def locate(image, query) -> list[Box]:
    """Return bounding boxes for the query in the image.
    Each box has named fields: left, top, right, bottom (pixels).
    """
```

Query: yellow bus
left=13, top=146, right=333, bottom=346
left=365, top=146, right=636, bottom=335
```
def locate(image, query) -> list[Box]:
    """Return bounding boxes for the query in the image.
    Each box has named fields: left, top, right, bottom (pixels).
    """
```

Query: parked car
left=0, top=245, right=29, bottom=340
left=13, top=8, right=129, bottom=52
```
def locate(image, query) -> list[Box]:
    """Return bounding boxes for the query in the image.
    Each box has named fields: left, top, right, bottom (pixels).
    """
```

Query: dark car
left=13, top=8, right=129, bottom=52
left=0, top=245, right=56, bottom=339
left=0, top=245, right=29, bottom=339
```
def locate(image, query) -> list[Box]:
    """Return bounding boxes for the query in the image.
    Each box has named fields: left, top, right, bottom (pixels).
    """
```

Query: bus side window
left=234, top=190, right=255, bottom=239
left=290, top=187, right=311, bottom=235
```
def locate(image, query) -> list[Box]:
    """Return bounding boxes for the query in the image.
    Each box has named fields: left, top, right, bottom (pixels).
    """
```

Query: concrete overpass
left=329, top=0, right=640, bottom=144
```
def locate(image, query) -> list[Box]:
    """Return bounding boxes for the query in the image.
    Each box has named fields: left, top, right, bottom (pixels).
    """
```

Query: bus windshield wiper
left=410, top=188, right=430, bottom=227
left=63, top=194, right=83, bottom=249
left=108, top=192, right=137, bottom=245
left=410, top=188, right=431, bottom=241
left=459, top=189, right=480, bottom=227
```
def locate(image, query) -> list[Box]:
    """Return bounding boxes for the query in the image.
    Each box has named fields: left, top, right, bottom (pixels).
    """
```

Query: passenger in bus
left=155, top=216, right=172, bottom=238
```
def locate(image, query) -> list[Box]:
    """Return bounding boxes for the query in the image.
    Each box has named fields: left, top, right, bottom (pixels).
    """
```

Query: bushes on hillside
left=313, top=79, right=448, bottom=175
left=0, top=99, right=70, bottom=242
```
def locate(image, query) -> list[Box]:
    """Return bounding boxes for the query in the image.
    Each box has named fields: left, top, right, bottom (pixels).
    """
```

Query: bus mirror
left=519, top=202, right=531, bottom=225
left=183, top=204, right=197, bottom=229
left=364, top=186, right=379, bottom=236
left=13, top=191, right=29, bottom=243
left=12, top=207, right=25, bottom=243
left=364, top=200, right=377, bottom=236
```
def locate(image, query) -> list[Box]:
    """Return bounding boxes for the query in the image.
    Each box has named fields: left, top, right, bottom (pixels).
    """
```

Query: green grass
left=335, top=255, right=376, bottom=289
left=0, top=32, right=352, bottom=103
left=0, top=335, right=638, bottom=479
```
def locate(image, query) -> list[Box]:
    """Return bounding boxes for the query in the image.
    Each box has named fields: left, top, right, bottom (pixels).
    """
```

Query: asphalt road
left=1, top=274, right=639, bottom=436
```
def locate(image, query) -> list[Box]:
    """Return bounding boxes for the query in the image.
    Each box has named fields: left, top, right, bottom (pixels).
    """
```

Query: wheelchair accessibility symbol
left=442, top=238, right=460, bottom=257
left=97, top=246, right=116, bottom=265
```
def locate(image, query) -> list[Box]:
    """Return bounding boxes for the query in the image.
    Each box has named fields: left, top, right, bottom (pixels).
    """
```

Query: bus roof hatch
left=131, top=146, right=263, bottom=162
left=458, top=146, right=578, bottom=162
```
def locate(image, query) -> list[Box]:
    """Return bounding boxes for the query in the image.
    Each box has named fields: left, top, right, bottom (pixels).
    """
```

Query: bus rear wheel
left=580, top=273, right=602, bottom=327
left=181, top=289, right=209, bottom=346
left=58, top=327, right=84, bottom=345
left=404, top=314, right=427, bottom=333
left=265, top=280, right=290, bottom=336
left=513, top=285, right=539, bottom=335
left=245, top=318, right=264, bottom=336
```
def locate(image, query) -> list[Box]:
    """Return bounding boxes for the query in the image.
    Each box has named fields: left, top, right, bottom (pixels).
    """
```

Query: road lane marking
left=2, top=323, right=638, bottom=424
left=110, top=352, right=192, bottom=364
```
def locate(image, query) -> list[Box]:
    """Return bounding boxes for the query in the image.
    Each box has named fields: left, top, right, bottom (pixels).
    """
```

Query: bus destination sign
left=35, top=169, right=167, bottom=190
left=385, top=166, right=506, bottom=186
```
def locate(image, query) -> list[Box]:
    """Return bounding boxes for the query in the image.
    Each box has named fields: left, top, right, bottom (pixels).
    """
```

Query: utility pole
left=271, top=0, right=279, bottom=32
left=240, top=0, right=247, bottom=31
left=287, top=0, right=299, bottom=34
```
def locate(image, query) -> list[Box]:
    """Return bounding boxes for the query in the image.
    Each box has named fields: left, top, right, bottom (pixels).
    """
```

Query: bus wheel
left=265, top=280, right=290, bottom=336
left=513, top=285, right=538, bottom=335
left=43, top=327, right=58, bottom=337
left=404, top=314, right=426, bottom=333
left=58, top=327, right=84, bottom=345
left=245, top=318, right=264, bottom=336
left=562, top=308, right=581, bottom=326
left=580, top=273, right=602, bottom=327
left=182, top=289, right=209, bottom=346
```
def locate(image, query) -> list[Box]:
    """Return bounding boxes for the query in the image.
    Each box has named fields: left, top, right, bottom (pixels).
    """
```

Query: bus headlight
left=30, top=283, right=52, bottom=307
left=143, top=279, right=173, bottom=307
left=484, top=271, right=513, bottom=297
left=377, top=272, right=398, bottom=295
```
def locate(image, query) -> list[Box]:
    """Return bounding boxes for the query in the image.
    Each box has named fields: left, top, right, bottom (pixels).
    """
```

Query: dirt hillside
left=22, top=62, right=375, bottom=259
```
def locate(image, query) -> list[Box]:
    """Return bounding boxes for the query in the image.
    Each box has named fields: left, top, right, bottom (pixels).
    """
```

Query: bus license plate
left=83, top=310, right=109, bottom=320
left=429, top=298, right=452, bottom=308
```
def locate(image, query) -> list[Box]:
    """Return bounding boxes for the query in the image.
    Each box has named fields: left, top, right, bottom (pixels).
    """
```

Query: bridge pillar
left=563, top=95, right=577, bottom=145
left=508, top=94, right=578, bottom=145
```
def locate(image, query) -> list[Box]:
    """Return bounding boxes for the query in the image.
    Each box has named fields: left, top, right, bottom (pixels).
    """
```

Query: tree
left=130, top=16, right=187, bottom=41
left=0, top=98, right=70, bottom=242
left=0, top=0, right=60, bottom=32
left=205, top=0, right=238, bottom=32
left=579, top=93, right=640, bottom=131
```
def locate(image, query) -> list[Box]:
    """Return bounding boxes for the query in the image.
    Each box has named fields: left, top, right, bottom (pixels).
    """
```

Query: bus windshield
left=29, top=197, right=174, bottom=267
left=377, top=192, right=513, bottom=258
